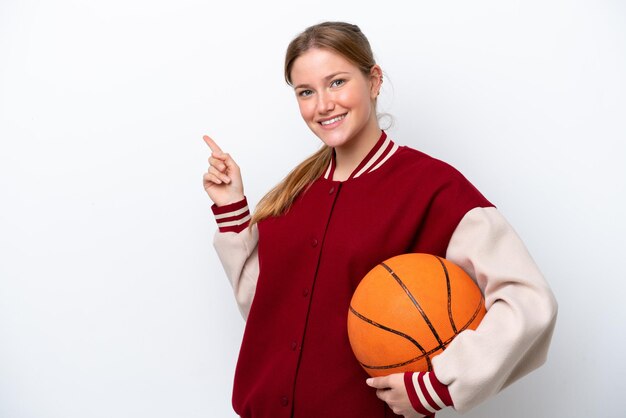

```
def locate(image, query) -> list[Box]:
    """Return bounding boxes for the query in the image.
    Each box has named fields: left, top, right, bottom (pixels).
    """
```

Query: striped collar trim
left=323, top=131, right=399, bottom=181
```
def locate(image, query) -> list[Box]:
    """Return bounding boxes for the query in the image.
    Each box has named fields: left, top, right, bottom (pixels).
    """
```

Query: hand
left=202, top=135, right=245, bottom=206
left=366, top=374, right=430, bottom=418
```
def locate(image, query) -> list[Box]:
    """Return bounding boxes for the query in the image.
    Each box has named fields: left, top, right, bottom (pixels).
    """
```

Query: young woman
left=202, top=21, right=557, bottom=418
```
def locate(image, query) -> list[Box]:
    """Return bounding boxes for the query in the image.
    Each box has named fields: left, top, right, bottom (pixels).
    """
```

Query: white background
left=1, top=1, right=624, bottom=417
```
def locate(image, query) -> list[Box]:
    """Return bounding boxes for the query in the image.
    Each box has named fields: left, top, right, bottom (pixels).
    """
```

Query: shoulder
left=390, top=143, right=494, bottom=208
left=393, top=144, right=471, bottom=183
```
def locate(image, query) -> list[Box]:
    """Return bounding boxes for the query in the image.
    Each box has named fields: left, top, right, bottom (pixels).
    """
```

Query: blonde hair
left=250, top=22, right=377, bottom=228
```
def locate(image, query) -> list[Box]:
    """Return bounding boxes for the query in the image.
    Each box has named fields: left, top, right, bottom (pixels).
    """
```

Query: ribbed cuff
left=211, top=197, right=250, bottom=233
left=404, top=371, right=452, bottom=416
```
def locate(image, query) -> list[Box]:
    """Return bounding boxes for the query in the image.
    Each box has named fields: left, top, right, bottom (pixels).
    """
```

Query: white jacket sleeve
left=213, top=225, right=259, bottom=320
left=431, top=207, right=558, bottom=412
left=210, top=197, right=260, bottom=320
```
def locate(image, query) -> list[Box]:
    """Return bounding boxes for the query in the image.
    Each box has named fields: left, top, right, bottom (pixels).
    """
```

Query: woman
left=202, top=21, right=557, bottom=418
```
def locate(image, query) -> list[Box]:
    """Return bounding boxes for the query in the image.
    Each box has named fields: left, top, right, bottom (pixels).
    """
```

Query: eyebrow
left=293, top=71, right=351, bottom=90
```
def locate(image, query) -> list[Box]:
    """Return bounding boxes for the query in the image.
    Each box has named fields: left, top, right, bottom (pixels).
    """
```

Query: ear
left=369, top=64, right=383, bottom=99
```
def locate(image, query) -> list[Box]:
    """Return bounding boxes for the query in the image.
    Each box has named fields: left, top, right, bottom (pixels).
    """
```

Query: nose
left=316, top=91, right=335, bottom=114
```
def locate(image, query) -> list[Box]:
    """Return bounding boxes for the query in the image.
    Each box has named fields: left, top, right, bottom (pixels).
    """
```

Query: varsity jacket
left=211, top=132, right=558, bottom=418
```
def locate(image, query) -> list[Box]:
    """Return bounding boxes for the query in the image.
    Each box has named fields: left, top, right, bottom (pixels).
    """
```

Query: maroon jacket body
left=232, top=133, right=491, bottom=417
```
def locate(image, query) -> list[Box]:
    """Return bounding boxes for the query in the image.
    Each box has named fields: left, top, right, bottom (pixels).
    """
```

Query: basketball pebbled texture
left=348, top=253, right=486, bottom=377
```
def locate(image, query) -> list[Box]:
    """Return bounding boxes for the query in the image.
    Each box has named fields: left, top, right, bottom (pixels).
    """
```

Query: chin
left=311, top=127, right=348, bottom=147
left=318, top=133, right=349, bottom=148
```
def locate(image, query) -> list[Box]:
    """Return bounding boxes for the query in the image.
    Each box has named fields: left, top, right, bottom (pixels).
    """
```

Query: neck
left=333, top=123, right=382, bottom=180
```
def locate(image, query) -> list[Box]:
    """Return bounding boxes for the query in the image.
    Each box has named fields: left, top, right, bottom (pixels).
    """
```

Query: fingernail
left=366, top=378, right=373, bottom=386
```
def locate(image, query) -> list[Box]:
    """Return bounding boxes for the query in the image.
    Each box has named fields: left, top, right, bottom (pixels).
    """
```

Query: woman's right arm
left=203, top=135, right=260, bottom=320
left=211, top=198, right=259, bottom=320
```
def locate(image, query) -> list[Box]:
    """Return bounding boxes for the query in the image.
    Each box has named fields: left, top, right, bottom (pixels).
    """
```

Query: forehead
left=290, top=48, right=360, bottom=85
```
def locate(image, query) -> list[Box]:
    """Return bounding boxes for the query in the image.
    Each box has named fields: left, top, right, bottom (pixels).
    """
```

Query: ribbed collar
left=323, top=131, right=399, bottom=181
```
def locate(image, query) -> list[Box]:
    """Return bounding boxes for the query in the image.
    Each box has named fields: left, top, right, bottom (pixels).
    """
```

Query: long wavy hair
left=249, top=22, right=378, bottom=228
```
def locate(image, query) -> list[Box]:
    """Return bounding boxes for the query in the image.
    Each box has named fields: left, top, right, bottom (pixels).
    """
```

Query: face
left=289, top=48, right=382, bottom=150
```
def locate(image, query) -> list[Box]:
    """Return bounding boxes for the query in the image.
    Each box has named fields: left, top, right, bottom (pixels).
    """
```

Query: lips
left=319, top=114, right=346, bottom=126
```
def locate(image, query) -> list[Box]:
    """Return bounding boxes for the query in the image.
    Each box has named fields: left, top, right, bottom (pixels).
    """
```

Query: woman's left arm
left=368, top=206, right=558, bottom=416
left=431, top=206, right=558, bottom=412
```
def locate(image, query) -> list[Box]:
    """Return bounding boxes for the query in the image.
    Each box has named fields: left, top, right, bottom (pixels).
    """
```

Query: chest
left=257, top=176, right=440, bottom=293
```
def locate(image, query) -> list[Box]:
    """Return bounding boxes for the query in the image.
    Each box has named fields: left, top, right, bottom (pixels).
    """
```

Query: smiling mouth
left=320, top=114, right=346, bottom=126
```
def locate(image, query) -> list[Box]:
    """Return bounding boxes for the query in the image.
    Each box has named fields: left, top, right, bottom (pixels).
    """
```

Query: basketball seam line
left=381, top=262, right=444, bottom=347
left=349, top=305, right=433, bottom=371
left=434, top=255, right=458, bottom=334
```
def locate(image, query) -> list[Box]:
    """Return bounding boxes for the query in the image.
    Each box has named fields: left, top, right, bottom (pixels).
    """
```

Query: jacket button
left=280, top=396, right=289, bottom=407
left=311, top=238, right=318, bottom=247
left=329, top=186, right=335, bottom=194
left=291, top=341, right=297, bottom=351
left=303, top=288, right=309, bottom=297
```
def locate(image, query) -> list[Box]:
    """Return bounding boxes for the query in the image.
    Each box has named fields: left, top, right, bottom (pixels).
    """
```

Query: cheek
left=338, top=87, right=368, bottom=111
left=297, top=100, right=315, bottom=121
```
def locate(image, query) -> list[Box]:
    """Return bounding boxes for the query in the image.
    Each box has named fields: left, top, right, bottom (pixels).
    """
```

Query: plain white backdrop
left=1, top=1, right=624, bottom=417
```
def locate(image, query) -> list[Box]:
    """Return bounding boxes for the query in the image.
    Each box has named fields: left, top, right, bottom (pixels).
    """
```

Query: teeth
left=321, top=115, right=345, bottom=126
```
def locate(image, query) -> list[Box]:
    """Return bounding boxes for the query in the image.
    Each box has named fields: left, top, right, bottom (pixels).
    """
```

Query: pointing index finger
left=203, top=135, right=223, bottom=154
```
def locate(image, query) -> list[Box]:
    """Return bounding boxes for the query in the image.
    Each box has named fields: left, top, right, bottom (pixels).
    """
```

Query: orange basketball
left=347, top=253, right=486, bottom=377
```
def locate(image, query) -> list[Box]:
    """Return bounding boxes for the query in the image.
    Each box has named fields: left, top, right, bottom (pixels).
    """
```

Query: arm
left=202, top=134, right=259, bottom=319
left=211, top=197, right=260, bottom=320
left=431, top=206, right=558, bottom=412
left=372, top=207, right=557, bottom=416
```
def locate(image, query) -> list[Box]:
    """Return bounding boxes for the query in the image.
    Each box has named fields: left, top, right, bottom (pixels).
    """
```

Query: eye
left=298, top=89, right=313, bottom=97
left=330, top=79, right=345, bottom=88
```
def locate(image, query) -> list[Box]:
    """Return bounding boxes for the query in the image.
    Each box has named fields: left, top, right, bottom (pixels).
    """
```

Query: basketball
left=347, top=253, right=486, bottom=377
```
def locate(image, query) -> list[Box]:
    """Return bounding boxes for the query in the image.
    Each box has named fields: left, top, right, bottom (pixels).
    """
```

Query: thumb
left=366, top=376, right=390, bottom=389
left=213, top=151, right=240, bottom=171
